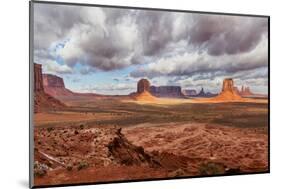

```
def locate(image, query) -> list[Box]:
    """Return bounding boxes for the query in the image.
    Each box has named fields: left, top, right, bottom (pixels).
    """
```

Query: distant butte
left=131, top=79, right=156, bottom=101
left=210, top=78, right=242, bottom=101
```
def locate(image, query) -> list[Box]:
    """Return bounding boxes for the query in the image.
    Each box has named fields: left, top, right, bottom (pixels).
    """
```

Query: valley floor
left=33, top=97, right=268, bottom=187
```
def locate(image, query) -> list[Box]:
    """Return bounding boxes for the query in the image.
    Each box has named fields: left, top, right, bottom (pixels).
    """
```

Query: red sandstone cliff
left=34, top=63, right=44, bottom=92
left=34, top=64, right=65, bottom=113
left=43, top=74, right=75, bottom=97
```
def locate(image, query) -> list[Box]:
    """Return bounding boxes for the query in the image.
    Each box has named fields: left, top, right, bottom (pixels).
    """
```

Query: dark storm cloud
left=189, top=15, right=268, bottom=56
left=34, top=3, right=268, bottom=85
left=135, top=11, right=175, bottom=56
left=34, top=4, right=84, bottom=50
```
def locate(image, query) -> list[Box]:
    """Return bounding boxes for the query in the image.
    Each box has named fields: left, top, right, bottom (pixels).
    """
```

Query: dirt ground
left=33, top=96, right=268, bottom=187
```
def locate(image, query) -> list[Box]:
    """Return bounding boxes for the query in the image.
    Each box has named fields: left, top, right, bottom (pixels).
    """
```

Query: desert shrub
left=66, top=164, right=73, bottom=171
left=77, top=161, right=88, bottom=170
left=47, top=127, right=54, bottom=132
left=199, top=162, right=225, bottom=175
left=79, top=124, right=85, bottom=130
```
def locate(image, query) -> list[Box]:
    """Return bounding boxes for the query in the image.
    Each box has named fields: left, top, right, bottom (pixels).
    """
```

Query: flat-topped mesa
left=149, top=86, right=184, bottom=98
left=137, top=78, right=150, bottom=93
left=43, top=74, right=65, bottom=88
left=43, top=74, right=76, bottom=97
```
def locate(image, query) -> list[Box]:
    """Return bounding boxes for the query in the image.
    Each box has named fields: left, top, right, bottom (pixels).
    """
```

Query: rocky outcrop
left=33, top=64, right=65, bottom=113
left=149, top=86, right=184, bottom=98
left=107, top=128, right=160, bottom=167
left=211, top=78, right=242, bottom=101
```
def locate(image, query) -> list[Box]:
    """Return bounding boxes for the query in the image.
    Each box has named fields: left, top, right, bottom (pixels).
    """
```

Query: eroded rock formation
left=132, top=79, right=156, bottom=101
left=137, top=79, right=150, bottom=93
left=239, top=86, right=254, bottom=96
left=195, top=88, right=217, bottom=97
left=211, top=78, right=242, bottom=101
left=34, top=63, right=65, bottom=113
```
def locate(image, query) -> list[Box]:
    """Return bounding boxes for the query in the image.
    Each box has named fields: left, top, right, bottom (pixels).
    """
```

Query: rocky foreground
left=34, top=123, right=268, bottom=186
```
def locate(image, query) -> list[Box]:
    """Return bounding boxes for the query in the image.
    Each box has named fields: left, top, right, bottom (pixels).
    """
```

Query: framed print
left=29, top=1, right=270, bottom=188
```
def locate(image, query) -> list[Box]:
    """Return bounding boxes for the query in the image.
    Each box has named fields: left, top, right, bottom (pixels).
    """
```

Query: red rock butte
left=132, top=79, right=156, bottom=101
left=211, top=78, right=242, bottom=101
left=137, top=79, right=150, bottom=93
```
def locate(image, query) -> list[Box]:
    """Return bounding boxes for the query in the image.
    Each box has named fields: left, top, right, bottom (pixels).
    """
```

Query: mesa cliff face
left=149, top=86, right=184, bottom=98
left=34, top=63, right=44, bottom=92
left=43, top=74, right=74, bottom=97
left=43, top=74, right=65, bottom=88
left=33, top=64, right=65, bottom=113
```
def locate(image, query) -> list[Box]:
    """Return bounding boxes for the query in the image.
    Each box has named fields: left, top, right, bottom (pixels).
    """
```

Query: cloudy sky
left=33, top=3, right=268, bottom=95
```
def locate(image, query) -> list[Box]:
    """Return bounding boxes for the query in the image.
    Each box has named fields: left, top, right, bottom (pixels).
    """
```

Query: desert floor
left=33, top=97, right=268, bottom=186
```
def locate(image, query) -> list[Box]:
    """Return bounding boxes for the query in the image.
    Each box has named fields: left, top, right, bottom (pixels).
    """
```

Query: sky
left=33, top=3, right=268, bottom=95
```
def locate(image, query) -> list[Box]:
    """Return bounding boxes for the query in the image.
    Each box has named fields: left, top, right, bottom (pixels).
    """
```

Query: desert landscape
left=32, top=4, right=268, bottom=187
left=33, top=63, right=268, bottom=187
